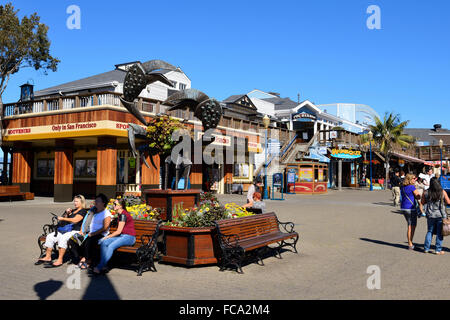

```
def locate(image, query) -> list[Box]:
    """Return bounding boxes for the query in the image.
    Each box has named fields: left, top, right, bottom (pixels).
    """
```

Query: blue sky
left=3, top=0, right=450, bottom=130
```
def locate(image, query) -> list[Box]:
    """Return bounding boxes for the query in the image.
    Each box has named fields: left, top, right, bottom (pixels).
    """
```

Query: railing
left=415, top=145, right=450, bottom=161
left=116, top=184, right=140, bottom=193
left=2, top=91, right=296, bottom=145
left=2, top=92, right=148, bottom=117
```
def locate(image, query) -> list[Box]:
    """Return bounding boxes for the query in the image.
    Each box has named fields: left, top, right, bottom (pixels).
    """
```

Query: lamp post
left=439, top=139, right=444, bottom=183
left=368, top=130, right=373, bottom=191
left=263, top=115, right=270, bottom=200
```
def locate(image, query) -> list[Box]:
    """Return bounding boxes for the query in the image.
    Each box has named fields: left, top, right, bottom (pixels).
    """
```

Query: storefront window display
left=74, top=159, right=97, bottom=178
left=37, top=159, right=54, bottom=177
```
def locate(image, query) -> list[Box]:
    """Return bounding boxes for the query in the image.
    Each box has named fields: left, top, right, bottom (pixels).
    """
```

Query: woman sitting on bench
left=93, top=198, right=136, bottom=274
left=76, top=194, right=112, bottom=270
left=35, top=195, right=88, bottom=267
left=243, top=192, right=266, bottom=213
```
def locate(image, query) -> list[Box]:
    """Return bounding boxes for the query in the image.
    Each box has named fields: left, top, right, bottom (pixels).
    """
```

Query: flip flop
left=78, top=262, right=88, bottom=270
left=35, top=259, right=52, bottom=265
left=44, top=263, right=63, bottom=268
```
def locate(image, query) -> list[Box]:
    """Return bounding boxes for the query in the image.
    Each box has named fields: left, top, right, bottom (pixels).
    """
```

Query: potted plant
left=160, top=192, right=253, bottom=266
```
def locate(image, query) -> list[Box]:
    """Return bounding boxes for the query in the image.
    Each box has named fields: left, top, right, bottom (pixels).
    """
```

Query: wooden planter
left=143, top=189, right=201, bottom=221
left=159, top=225, right=219, bottom=266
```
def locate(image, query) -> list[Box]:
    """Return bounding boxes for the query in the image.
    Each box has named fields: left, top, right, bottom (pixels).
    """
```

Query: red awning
left=391, top=152, right=426, bottom=164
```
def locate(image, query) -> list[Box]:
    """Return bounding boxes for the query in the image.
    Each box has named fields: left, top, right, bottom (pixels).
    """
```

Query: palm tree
left=361, top=112, right=414, bottom=189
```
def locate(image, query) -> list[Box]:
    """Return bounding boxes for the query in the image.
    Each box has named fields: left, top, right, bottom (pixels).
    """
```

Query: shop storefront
left=284, top=161, right=328, bottom=194
left=3, top=106, right=266, bottom=201
left=330, top=148, right=362, bottom=188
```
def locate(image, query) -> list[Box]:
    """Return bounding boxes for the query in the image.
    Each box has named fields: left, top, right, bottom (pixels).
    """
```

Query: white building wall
left=249, top=98, right=275, bottom=117
left=116, top=70, right=191, bottom=102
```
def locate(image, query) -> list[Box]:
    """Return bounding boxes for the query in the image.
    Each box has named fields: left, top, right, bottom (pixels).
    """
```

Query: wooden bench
left=37, top=215, right=162, bottom=276
left=109, top=219, right=162, bottom=276
left=0, top=186, right=26, bottom=201
left=214, top=212, right=299, bottom=273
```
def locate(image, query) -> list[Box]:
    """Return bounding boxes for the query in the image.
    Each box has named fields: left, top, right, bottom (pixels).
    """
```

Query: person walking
left=391, top=169, right=402, bottom=207
left=421, top=177, right=450, bottom=255
left=422, top=167, right=435, bottom=191
left=400, top=174, right=422, bottom=250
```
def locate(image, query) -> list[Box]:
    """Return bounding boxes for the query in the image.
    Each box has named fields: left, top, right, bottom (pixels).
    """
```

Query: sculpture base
left=143, top=189, right=201, bottom=221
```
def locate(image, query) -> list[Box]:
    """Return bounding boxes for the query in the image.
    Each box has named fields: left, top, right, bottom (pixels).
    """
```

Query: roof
left=34, top=61, right=187, bottom=97
left=404, top=128, right=450, bottom=146
left=35, top=69, right=126, bottom=96
left=262, top=97, right=298, bottom=110
left=223, top=94, right=246, bottom=103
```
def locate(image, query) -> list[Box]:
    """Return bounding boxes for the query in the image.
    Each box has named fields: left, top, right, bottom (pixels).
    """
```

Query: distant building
left=404, top=124, right=450, bottom=147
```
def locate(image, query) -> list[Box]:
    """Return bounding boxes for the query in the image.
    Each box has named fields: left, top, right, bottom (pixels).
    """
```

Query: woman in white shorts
left=35, top=195, right=88, bottom=267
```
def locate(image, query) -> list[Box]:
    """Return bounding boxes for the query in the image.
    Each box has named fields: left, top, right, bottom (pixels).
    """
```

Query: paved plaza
left=0, top=189, right=449, bottom=300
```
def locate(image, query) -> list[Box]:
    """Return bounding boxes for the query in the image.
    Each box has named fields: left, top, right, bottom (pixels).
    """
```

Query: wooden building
left=2, top=62, right=294, bottom=201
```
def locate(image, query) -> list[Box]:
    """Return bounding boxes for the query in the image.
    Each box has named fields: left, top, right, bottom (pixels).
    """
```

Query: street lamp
left=439, top=139, right=444, bottom=183
left=368, top=130, right=373, bottom=191
left=263, top=115, right=270, bottom=200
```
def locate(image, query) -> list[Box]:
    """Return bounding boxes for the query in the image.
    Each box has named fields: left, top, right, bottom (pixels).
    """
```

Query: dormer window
left=179, top=83, right=186, bottom=90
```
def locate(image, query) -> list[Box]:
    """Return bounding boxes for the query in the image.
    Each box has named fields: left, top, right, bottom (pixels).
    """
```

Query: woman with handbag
left=421, top=177, right=450, bottom=255
left=400, top=174, right=422, bottom=250
left=35, top=195, right=88, bottom=267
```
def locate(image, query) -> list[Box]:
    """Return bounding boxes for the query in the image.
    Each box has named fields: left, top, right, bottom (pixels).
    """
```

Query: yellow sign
left=331, top=149, right=361, bottom=156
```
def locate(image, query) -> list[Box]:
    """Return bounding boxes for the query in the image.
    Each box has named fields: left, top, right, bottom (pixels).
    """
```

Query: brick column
left=12, top=142, right=33, bottom=192
left=54, top=139, right=74, bottom=202
left=96, top=136, right=117, bottom=199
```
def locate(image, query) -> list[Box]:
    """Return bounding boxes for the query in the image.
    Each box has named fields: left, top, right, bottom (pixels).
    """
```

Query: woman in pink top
left=93, top=198, right=136, bottom=274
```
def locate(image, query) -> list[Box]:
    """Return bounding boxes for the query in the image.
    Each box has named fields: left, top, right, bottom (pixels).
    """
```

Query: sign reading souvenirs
left=331, top=149, right=362, bottom=159
left=3, top=120, right=146, bottom=141
left=293, top=112, right=317, bottom=121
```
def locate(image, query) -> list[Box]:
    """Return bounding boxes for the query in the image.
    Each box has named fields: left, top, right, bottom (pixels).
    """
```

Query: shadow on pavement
left=372, top=202, right=394, bottom=207
left=34, top=279, right=63, bottom=300
left=82, top=273, right=120, bottom=300
left=360, top=238, right=409, bottom=250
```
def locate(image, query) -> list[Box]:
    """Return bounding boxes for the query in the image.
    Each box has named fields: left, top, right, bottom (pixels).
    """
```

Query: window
left=37, top=159, right=54, bottom=177
left=74, top=159, right=97, bottom=178
left=179, top=83, right=186, bottom=90
left=171, top=81, right=177, bottom=88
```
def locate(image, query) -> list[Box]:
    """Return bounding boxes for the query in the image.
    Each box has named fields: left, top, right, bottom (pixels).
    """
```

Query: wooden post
left=12, top=142, right=33, bottom=193
left=93, top=94, right=99, bottom=106
left=75, top=96, right=80, bottom=108
left=141, top=152, right=161, bottom=190
left=96, top=136, right=117, bottom=199
left=43, top=100, right=47, bottom=112
left=54, top=139, right=74, bottom=202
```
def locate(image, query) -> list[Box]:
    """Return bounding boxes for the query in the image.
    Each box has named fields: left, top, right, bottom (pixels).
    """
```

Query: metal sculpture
left=163, top=89, right=223, bottom=132
left=120, top=60, right=223, bottom=190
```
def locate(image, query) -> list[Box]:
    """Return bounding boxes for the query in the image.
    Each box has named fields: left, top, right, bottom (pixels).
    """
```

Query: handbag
left=57, top=223, right=73, bottom=234
left=441, top=194, right=450, bottom=237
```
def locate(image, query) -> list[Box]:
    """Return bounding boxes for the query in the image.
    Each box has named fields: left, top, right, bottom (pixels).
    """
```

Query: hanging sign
left=331, top=149, right=362, bottom=159
left=293, top=112, right=317, bottom=121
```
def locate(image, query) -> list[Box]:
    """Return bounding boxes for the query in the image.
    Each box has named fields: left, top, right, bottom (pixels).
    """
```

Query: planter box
left=160, top=225, right=219, bottom=266
left=143, top=189, right=201, bottom=221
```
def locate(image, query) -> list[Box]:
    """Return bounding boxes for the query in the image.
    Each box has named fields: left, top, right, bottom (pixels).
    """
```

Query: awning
left=391, top=152, right=425, bottom=164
